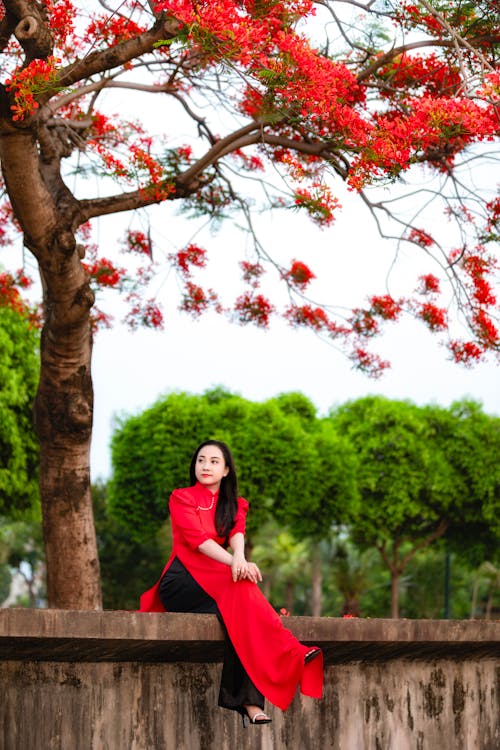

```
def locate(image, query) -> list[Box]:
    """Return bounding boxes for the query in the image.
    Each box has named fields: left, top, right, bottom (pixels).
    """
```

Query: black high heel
left=241, top=708, right=272, bottom=728
left=304, top=647, right=321, bottom=664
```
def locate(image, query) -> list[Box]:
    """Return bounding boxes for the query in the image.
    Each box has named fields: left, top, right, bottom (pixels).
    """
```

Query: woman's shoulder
left=170, top=485, right=197, bottom=503
left=237, top=496, right=249, bottom=511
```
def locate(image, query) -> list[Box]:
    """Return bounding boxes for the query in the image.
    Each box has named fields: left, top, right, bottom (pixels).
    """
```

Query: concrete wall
left=1, top=610, right=499, bottom=750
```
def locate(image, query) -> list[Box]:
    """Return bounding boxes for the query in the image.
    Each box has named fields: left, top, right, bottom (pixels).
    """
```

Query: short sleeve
left=229, top=496, right=249, bottom=539
left=169, top=490, right=211, bottom=550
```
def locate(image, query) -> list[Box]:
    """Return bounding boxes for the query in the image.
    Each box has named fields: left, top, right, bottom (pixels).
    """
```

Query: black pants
left=159, top=557, right=264, bottom=714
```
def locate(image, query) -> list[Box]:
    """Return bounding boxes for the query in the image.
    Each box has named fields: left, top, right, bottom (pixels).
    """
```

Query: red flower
left=234, top=292, right=274, bottom=327
left=173, top=244, right=207, bottom=276
left=240, top=261, right=265, bottom=288
left=418, top=274, right=441, bottom=294
left=83, top=257, right=126, bottom=288
left=286, top=260, right=316, bottom=290
left=449, top=340, right=484, bottom=365
left=369, top=295, right=403, bottom=321
left=407, top=228, right=435, bottom=248
left=415, top=302, right=447, bottom=331
left=284, top=304, right=331, bottom=332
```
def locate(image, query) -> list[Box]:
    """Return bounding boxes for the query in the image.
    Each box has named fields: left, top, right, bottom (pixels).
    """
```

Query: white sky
left=89, top=188, right=500, bottom=479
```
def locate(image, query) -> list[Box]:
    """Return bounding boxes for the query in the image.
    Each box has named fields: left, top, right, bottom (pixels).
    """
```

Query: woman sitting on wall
left=139, top=439, right=323, bottom=726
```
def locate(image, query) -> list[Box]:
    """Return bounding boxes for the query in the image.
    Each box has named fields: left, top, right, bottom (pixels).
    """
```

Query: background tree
left=469, top=560, right=499, bottom=619
left=331, top=396, right=457, bottom=617
left=268, top=409, right=359, bottom=615
left=109, top=388, right=333, bottom=540
left=0, top=0, right=498, bottom=608
left=422, top=400, right=500, bottom=560
left=0, top=302, right=39, bottom=517
left=0, top=518, right=45, bottom=606
left=252, top=524, right=310, bottom=615
left=93, top=481, right=170, bottom=610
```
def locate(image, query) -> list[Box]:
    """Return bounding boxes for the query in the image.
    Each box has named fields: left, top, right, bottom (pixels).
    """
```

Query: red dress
left=139, top=483, right=323, bottom=711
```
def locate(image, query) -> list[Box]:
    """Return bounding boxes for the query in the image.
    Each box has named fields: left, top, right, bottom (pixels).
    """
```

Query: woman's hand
left=231, top=556, right=262, bottom=584
left=242, top=561, right=262, bottom=584
left=231, top=553, right=246, bottom=582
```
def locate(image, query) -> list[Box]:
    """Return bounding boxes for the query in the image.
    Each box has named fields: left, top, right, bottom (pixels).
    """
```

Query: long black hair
left=189, top=439, right=238, bottom=539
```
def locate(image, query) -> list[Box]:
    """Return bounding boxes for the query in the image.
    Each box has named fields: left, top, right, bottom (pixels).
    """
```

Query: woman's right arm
left=198, top=539, right=233, bottom=566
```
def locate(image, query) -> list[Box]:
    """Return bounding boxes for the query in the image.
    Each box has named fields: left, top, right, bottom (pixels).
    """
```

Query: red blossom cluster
left=377, top=53, right=461, bottom=98
left=232, top=149, right=265, bottom=172
left=177, top=145, right=193, bottom=161
left=83, top=13, right=146, bottom=48
left=240, top=261, right=265, bottom=287
left=42, top=0, right=77, bottom=47
left=284, top=304, right=347, bottom=337
left=407, top=228, right=435, bottom=248
left=0, top=270, right=38, bottom=323
left=89, top=307, right=113, bottom=332
left=83, top=257, right=126, bottom=289
left=462, top=252, right=497, bottom=307
left=369, top=295, right=403, bottom=320
left=125, top=295, right=164, bottom=329
left=415, top=302, right=448, bottom=331
left=396, top=3, right=444, bottom=36
left=0, top=202, right=19, bottom=247
left=293, top=185, right=341, bottom=226
left=179, top=282, right=221, bottom=316
left=285, top=260, right=315, bottom=290
left=449, top=340, right=484, bottom=366
left=123, top=230, right=153, bottom=257
left=171, top=244, right=207, bottom=275
left=5, top=57, right=60, bottom=120
left=168, top=244, right=221, bottom=317
left=485, top=197, right=500, bottom=234
left=234, top=291, right=274, bottom=327
left=154, top=0, right=316, bottom=67
left=418, top=274, right=441, bottom=295
left=350, top=348, right=390, bottom=375
left=350, top=309, right=379, bottom=337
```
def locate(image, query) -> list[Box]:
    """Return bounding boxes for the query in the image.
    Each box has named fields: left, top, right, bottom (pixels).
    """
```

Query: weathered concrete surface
left=1, top=610, right=499, bottom=750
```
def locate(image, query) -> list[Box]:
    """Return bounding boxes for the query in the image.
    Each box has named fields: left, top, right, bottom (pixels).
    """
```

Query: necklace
left=196, top=493, right=216, bottom=511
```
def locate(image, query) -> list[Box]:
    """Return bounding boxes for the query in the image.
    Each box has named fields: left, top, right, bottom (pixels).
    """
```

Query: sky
left=89, top=186, right=500, bottom=479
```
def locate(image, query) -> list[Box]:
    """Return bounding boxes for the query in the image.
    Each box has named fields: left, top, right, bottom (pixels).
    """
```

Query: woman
left=139, top=439, right=323, bottom=726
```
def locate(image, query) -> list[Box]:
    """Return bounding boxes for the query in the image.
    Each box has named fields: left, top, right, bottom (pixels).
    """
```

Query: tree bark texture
left=0, top=130, right=102, bottom=609
left=391, top=573, right=400, bottom=619
left=311, top=545, right=322, bottom=617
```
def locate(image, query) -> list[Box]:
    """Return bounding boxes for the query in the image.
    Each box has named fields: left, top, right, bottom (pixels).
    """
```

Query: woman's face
left=195, top=444, right=229, bottom=492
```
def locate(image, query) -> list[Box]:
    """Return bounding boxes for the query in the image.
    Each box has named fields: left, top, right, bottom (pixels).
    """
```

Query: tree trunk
left=470, top=577, right=479, bottom=619
left=485, top=584, right=495, bottom=620
left=33, top=244, right=102, bottom=610
left=0, top=131, right=102, bottom=609
left=285, top=581, right=294, bottom=614
left=311, top=544, right=322, bottom=617
left=390, top=572, right=400, bottom=619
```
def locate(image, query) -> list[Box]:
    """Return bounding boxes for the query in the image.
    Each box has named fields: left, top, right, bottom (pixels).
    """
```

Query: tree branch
left=376, top=541, right=397, bottom=576
left=177, top=127, right=347, bottom=189
left=357, top=39, right=457, bottom=83
left=418, top=0, right=496, bottom=73
left=78, top=185, right=176, bottom=222
left=399, top=520, right=449, bottom=571
left=77, top=123, right=351, bottom=222
left=53, top=16, right=183, bottom=91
